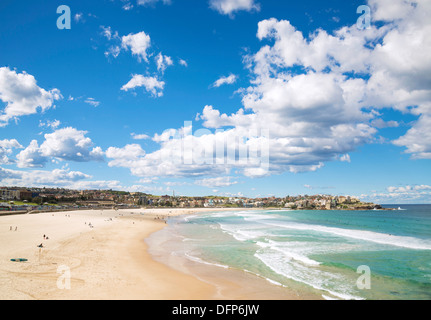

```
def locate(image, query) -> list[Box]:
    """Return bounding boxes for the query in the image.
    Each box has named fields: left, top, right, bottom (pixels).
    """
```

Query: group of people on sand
left=9, top=226, right=18, bottom=231
left=38, top=234, right=50, bottom=248
left=85, top=222, right=94, bottom=228
left=154, top=216, right=167, bottom=224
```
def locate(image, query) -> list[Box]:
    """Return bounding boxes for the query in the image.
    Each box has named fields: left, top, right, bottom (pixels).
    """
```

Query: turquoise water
left=157, top=205, right=431, bottom=300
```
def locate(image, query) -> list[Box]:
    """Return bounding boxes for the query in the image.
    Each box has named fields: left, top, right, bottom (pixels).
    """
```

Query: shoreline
left=0, top=207, right=316, bottom=300
left=147, top=212, right=321, bottom=300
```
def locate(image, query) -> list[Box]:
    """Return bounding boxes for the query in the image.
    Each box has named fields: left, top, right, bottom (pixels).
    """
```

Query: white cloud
left=16, top=140, right=47, bottom=168
left=370, top=118, right=399, bottom=129
left=131, top=133, right=150, bottom=140
left=195, top=176, right=238, bottom=188
left=101, top=27, right=152, bottom=63
left=122, top=2, right=134, bottom=10
left=39, top=119, right=61, bottom=130
left=74, top=13, right=84, bottom=23
left=138, top=177, right=159, bottom=184
left=105, top=122, right=268, bottom=178
left=70, top=179, right=124, bottom=190
left=16, top=127, right=104, bottom=168
left=121, top=74, right=165, bottom=97
left=179, top=59, right=188, bottom=67
left=108, top=0, right=431, bottom=181
left=0, top=67, right=62, bottom=126
left=0, top=166, right=91, bottom=188
left=155, top=53, right=174, bottom=73
left=364, top=183, right=431, bottom=204
left=84, top=97, right=100, bottom=107
left=210, top=0, right=260, bottom=16
left=393, top=115, right=431, bottom=159
left=101, top=26, right=120, bottom=41
left=0, top=139, right=23, bottom=165
left=339, top=154, right=351, bottom=163
left=105, top=45, right=121, bottom=59
left=121, top=31, right=151, bottom=63
left=137, top=0, right=171, bottom=6
left=106, top=144, right=146, bottom=163
left=40, top=127, right=104, bottom=162
left=212, top=74, right=238, bottom=88
left=0, top=165, right=131, bottom=191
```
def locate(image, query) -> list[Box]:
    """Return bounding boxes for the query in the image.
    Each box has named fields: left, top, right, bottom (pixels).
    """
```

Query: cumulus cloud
left=393, top=115, right=431, bottom=159
left=16, top=127, right=104, bottom=168
left=0, top=139, right=23, bottom=165
left=105, top=122, right=269, bottom=178
left=0, top=166, right=91, bottom=188
left=16, top=140, right=47, bottom=168
left=0, top=67, right=62, bottom=126
left=121, top=74, right=165, bottom=97
left=121, top=31, right=152, bottom=63
left=210, top=0, right=260, bottom=16
left=199, top=0, right=430, bottom=174
left=109, top=0, right=430, bottom=181
left=0, top=165, right=130, bottom=191
left=40, top=127, right=104, bottom=162
left=106, top=144, right=146, bottom=166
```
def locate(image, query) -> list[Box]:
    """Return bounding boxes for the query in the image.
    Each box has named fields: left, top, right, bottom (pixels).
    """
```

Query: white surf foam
left=184, top=252, right=229, bottom=269
left=255, top=251, right=364, bottom=300
left=218, top=223, right=267, bottom=242
left=256, top=241, right=321, bottom=266
left=262, top=221, right=431, bottom=251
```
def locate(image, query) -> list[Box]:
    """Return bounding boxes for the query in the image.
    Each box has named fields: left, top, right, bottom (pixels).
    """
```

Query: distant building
left=338, top=196, right=347, bottom=204
left=284, top=202, right=296, bottom=208
left=18, top=190, right=33, bottom=201
left=0, top=189, right=20, bottom=201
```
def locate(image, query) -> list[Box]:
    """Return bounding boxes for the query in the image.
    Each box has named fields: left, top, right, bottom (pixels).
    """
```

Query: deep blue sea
left=150, top=204, right=431, bottom=300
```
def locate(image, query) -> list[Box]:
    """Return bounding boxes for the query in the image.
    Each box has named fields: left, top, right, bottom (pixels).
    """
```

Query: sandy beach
left=0, top=208, right=311, bottom=300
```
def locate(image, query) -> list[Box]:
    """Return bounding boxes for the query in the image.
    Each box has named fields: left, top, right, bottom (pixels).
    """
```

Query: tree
left=33, top=196, right=43, bottom=205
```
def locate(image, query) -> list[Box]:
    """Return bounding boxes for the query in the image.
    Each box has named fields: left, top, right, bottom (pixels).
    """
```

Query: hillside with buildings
left=0, top=186, right=385, bottom=212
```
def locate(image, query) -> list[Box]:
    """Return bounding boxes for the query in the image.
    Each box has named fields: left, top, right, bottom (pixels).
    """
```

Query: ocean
left=147, top=204, right=431, bottom=300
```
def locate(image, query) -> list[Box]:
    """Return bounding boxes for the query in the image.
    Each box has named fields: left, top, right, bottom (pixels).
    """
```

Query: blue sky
left=1, top=0, right=430, bottom=203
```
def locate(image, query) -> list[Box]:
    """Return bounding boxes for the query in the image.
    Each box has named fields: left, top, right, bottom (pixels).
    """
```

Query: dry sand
left=0, top=208, right=311, bottom=300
